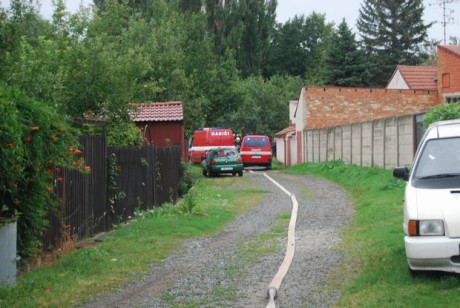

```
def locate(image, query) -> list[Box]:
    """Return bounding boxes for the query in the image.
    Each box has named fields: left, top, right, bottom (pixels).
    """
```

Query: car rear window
left=243, top=137, right=268, bottom=148
left=213, top=148, right=237, bottom=158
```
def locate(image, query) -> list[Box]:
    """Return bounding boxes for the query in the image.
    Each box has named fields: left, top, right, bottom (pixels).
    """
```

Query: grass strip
left=286, top=161, right=460, bottom=307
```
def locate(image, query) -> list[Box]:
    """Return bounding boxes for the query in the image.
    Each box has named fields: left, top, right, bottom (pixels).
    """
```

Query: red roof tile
left=439, top=45, right=460, bottom=58
left=129, top=102, right=183, bottom=122
left=274, top=126, right=295, bottom=138
left=391, top=65, right=437, bottom=90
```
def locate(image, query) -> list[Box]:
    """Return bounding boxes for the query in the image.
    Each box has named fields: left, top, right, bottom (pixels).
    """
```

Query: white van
left=394, top=119, right=460, bottom=274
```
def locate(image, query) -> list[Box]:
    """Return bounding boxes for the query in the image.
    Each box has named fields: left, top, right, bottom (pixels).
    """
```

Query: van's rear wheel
left=238, top=170, right=243, bottom=177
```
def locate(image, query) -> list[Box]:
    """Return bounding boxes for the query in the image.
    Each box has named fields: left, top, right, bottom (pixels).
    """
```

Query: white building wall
left=275, top=137, right=285, bottom=164
left=289, top=133, right=297, bottom=167
left=386, top=70, right=410, bottom=89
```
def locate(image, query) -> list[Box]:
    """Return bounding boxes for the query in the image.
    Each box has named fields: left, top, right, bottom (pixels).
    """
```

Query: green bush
left=106, top=119, right=143, bottom=146
left=178, top=161, right=198, bottom=197
left=423, top=102, right=460, bottom=127
left=0, top=85, right=83, bottom=257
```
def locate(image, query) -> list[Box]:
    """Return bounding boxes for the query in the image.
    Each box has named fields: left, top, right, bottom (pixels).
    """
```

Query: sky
left=275, top=0, right=460, bottom=44
left=2, top=0, right=460, bottom=44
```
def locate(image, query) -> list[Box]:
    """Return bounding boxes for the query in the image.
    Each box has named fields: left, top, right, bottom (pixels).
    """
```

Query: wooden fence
left=108, top=145, right=181, bottom=219
left=43, top=136, right=182, bottom=250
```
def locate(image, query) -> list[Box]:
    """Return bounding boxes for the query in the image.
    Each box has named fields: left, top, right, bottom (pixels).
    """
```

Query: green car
left=202, top=147, right=244, bottom=177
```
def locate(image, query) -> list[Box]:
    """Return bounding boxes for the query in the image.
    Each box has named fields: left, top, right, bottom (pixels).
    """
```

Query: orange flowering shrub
left=0, top=86, right=86, bottom=257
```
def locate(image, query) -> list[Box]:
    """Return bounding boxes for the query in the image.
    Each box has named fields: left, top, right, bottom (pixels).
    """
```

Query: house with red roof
left=275, top=45, right=460, bottom=168
left=129, top=102, right=186, bottom=160
left=386, top=65, right=437, bottom=90
left=437, top=45, right=460, bottom=103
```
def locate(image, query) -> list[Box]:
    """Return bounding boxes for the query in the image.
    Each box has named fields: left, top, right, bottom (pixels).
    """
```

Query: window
left=414, top=137, right=460, bottom=178
left=243, top=137, right=268, bottom=147
left=445, top=96, right=460, bottom=103
left=442, top=73, right=450, bottom=88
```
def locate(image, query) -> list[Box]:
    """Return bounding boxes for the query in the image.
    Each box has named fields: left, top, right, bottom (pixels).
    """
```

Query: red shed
left=129, top=102, right=186, bottom=160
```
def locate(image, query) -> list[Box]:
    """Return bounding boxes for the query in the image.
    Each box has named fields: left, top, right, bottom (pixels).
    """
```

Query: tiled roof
left=129, top=102, right=183, bottom=122
left=439, top=45, right=460, bottom=58
left=395, top=65, right=437, bottom=90
left=274, top=126, right=295, bottom=138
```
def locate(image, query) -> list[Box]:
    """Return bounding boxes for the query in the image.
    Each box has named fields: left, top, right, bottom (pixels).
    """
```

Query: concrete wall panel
left=302, top=115, right=416, bottom=169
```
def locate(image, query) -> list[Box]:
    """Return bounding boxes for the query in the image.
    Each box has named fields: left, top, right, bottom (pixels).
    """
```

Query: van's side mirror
left=393, top=167, right=409, bottom=181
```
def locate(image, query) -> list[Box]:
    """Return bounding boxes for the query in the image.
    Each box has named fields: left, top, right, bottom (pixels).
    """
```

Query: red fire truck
left=188, top=128, right=235, bottom=163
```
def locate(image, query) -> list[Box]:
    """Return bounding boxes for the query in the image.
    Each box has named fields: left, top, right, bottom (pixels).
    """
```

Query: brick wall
left=437, top=46, right=460, bottom=102
left=301, top=86, right=439, bottom=129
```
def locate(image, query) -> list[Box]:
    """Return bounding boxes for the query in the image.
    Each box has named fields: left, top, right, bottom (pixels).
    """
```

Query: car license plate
left=221, top=167, right=233, bottom=171
left=252, top=155, right=261, bottom=159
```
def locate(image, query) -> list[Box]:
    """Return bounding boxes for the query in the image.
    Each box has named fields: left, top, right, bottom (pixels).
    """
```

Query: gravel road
left=84, top=170, right=353, bottom=308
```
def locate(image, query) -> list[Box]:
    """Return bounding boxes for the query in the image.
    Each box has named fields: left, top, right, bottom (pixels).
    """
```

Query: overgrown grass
left=286, top=161, right=460, bottom=307
left=0, top=166, right=267, bottom=307
left=270, top=158, right=285, bottom=171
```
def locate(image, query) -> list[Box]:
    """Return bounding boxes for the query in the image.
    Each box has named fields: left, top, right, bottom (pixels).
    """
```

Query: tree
left=219, top=75, right=303, bottom=137
left=264, top=17, right=309, bottom=78
left=264, top=13, right=333, bottom=83
left=204, top=0, right=276, bottom=77
left=0, top=7, right=8, bottom=79
left=302, top=12, right=333, bottom=83
left=205, top=0, right=243, bottom=63
left=179, top=0, right=203, bottom=13
left=324, top=19, right=369, bottom=87
left=449, top=36, right=460, bottom=45
left=0, top=0, right=51, bottom=82
left=357, top=0, right=432, bottom=87
left=237, top=0, right=277, bottom=77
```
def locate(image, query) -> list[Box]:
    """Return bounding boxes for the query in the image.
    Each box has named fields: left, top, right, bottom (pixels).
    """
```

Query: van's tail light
left=237, top=158, right=243, bottom=163
left=210, top=159, right=216, bottom=165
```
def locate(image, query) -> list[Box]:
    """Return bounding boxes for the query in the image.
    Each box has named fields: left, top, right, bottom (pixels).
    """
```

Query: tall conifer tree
left=357, top=0, right=432, bottom=86
left=324, top=19, right=369, bottom=87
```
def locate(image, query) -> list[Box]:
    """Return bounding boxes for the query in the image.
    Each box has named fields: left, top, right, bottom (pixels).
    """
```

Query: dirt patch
left=23, top=235, right=78, bottom=272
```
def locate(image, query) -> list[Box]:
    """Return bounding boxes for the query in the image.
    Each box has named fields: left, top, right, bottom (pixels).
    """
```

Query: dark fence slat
left=65, top=135, right=107, bottom=239
left=154, top=146, right=181, bottom=205
left=43, top=140, right=181, bottom=251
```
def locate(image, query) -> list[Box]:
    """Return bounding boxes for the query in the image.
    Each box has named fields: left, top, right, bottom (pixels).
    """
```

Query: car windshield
left=243, top=137, right=268, bottom=147
left=413, top=137, right=460, bottom=179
